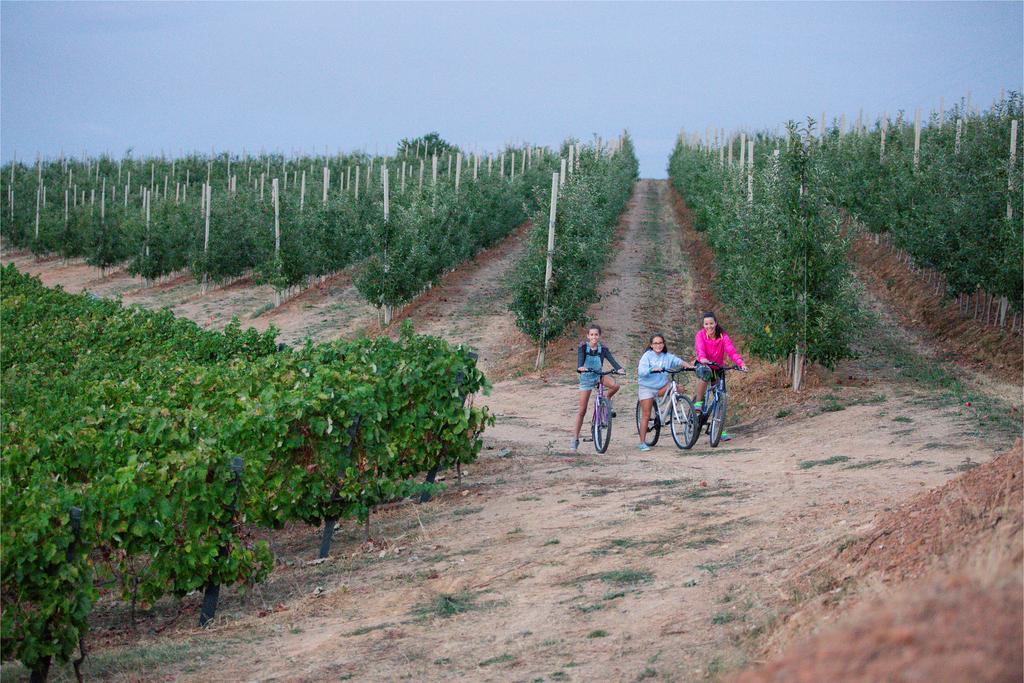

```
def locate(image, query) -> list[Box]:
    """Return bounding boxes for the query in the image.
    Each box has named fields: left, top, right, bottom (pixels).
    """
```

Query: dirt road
left=7, top=181, right=1018, bottom=682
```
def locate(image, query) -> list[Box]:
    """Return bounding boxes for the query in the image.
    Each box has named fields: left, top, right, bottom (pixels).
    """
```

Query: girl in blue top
left=636, top=333, right=693, bottom=451
left=571, top=324, right=624, bottom=453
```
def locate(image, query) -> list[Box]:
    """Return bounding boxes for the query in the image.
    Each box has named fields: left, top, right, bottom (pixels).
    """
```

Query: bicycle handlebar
left=650, top=367, right=694, bottom=374
left=577, top=369, right=624, bottom=376
left=699, top=361, right=745, bottom=372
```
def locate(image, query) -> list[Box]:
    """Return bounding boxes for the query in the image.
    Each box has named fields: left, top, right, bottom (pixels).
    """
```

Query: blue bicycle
left=688, top=362, right=744, bottom=448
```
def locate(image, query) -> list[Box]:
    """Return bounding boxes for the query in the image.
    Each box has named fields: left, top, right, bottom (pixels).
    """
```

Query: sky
left=2, top=1, right=1021, bottom=178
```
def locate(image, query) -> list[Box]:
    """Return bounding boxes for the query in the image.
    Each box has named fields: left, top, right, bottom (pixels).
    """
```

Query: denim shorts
left=578, top=371, right=600, bottom=391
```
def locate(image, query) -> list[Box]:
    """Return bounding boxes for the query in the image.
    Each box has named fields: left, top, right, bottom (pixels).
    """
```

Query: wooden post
left=1008, top=119, right=1018, bottom=220
left=34, top=183, right=40, bottom=240
left=431, top=155, right=438, bottom=185
left=322, top=166, right=329, bottom=205
left=273, top=178, right=280, bottom=257
left=382, top=167, right=392, bottom=325
left=536, top=172, right=560, bottom=370
left=473, top=154, right=478, bottom=181
left=747, top=140, right=754, bottom=204
left=955, top=118, right=963, bottom=155
left=455, top=153, right=462, bottom=193
left=202, top=183, right=211, bottom=293
left=880, top=113, right=888, bottom=162
left=354, top=166, right=360, bottom=200
left=567, top=144, right=574, bottom=176
left=913, top=109, right=922, bottom=171
left=100, top=178, right=105, bottom=221
left=300, top=170, right=306, bottom=211
left=510, top=152, right=516, bottom=181
left=418, top=159, right=424, bottom=190
left=560, top=158, right=566, bottom=187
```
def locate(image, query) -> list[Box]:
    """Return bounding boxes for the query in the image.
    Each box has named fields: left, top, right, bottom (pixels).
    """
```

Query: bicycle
left=578, top=369, right=621, bottom=453
left=635, top=367, right=697, bottom=449
left=691, top=361, right=744, bottom=448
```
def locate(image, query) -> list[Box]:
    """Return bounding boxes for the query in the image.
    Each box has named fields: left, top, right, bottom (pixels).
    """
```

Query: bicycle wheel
left=593, top=398, right=612, bottom=453
left=670, top=394, right=696, bottom=449
left=709, top=392, right=727, bottom=447
left=635, top=400, right=660, bottom=446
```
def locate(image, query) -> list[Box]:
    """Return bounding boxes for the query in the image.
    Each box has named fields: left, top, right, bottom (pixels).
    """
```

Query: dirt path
left=14, top=182, right=1019, bottom=683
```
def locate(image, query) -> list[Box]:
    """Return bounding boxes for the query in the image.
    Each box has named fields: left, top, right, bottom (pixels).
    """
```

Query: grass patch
left=797, top=455, right=851, bottom=469
left=892, top=416, right=913, bottom=423
left=588, top=629, right=609, bottom=638
left=835, top=535, right=859, bottom=553
left=921, top=441, right=947, bottom=450
left=584, top=488, right=612, bottom=497
left=711, top=611, right=738, bottom=625
left=478, top=653, right=516, bottom=667
left=544, top=538, right=561, bottom=546
left=631, top=496, right=668, bottom=510
left=412, top=590, right=479, bottom=618
left=821, top=398, right=845, bottom=413
left=843, top=458, right=895, bottom=470
left=949, top=458, right=980, bottom=473
left=904, top=459, right=933, bottom=467
left=565, top=568, right=653, bottom=587
left=651, top=479, right=684, bottom=487
left=637, top=667, right=658, bottom=680
left=516, top=495, right=541, bottom=502
left=684, top=537, right=722, bottom=549
left=680, top=483, right=738, bottom=500
left=775, top=409, right=792, bottom=418
left=343, top=622, right=395, bottom=636
left=452, top=506, right=484, bottom=516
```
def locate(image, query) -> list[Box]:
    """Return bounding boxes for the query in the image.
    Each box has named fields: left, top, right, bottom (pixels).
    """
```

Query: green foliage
left=821, top=95, right=1023, bottom=307
left=509, top=135, right=639, bottom=342
left=0, top=141, right=554, bottom=309
left=1, top=265, right=491, bottom=673
left=669, top=123, right=862, bottom=368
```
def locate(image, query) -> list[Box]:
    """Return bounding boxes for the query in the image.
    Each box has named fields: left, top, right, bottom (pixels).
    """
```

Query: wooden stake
left=536, top=171, right=560, bottom=370
left=1008, top=119, right=1018, bottom=220
left=913, top=109, right=921, bottom=171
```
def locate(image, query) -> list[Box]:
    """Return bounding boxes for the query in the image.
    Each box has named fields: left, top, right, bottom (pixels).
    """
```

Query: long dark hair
left=702, top=311, right=724, bottom=339
left=646, top=333, right=669, bottom=354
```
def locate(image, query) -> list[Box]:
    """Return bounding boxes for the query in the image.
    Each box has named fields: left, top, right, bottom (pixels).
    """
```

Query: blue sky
left=2, top=1, right=1021, bottom=177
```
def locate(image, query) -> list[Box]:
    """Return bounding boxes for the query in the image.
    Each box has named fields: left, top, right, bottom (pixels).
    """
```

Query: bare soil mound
left=849, top=232, right=1023, bottom=381
left=734, top=441, right=1024, bottom=683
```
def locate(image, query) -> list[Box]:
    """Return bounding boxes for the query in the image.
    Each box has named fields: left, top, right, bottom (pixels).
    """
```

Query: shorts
left=578, top=371, right=599, bottom=391
left=637, top=385, right=663, bottom=401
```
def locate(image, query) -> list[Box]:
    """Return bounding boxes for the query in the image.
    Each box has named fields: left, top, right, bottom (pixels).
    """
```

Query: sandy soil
left=5, top=181, right=1021, bottom=683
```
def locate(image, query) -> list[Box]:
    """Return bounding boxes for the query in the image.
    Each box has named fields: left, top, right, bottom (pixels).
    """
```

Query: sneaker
left=693, top=401, right=703, bottom=414
left=638, top=442, right=651, bottom=452
left=609, top=400, right=616, bottom=418
left=720, top=432, right=732, bottom=442
left=570, top=438, right=580, bottom=453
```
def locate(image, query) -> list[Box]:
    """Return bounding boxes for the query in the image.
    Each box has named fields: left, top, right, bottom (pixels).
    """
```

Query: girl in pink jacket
left=694, top=311, right=747, bottom=440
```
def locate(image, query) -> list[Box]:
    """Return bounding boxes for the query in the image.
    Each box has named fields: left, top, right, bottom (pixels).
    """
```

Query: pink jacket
left=695, top=329, right=744, bottom=367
